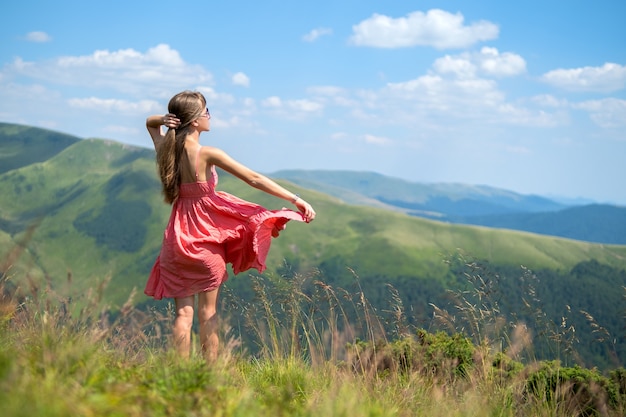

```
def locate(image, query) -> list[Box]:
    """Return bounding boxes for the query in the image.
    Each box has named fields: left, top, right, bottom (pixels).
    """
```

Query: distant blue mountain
left=458, top=204, right=626, bottom=245
left=377, top=193, right=564, bottom=218
left=272, top=170, right=625, bottom=244
left=272, top=169, right=568, bottom=216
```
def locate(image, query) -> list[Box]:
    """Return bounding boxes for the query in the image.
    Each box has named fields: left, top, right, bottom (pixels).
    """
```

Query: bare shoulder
left=200, top=145, right=230, bottom=162
left=199, top=146, right=255, bottom=180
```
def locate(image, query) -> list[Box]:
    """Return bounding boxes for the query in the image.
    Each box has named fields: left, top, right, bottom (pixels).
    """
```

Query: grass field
left=1, top=127, right=626, bottom=415
left=2, top=266, right=624, bottom=417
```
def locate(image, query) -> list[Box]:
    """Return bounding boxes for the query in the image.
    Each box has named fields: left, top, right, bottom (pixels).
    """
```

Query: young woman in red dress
left=145, top=90, right=315, bottom=361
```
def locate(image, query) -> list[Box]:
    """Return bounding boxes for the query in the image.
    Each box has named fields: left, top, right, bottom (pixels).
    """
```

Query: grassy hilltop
left=1, top=122, right=625, bottom=370
left=2, top=262, right=626, bottom=417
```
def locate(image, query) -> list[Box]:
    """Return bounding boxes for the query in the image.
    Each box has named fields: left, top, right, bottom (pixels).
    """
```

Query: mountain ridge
left=271, top=169, right=626, bottom=244
left=0, top=122, right=80, bottom=174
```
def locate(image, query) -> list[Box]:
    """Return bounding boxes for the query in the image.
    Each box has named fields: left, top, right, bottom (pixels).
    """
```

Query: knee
left=198, top=305, right=217, bottom=323
left=175, top=305, right=195, bottom=329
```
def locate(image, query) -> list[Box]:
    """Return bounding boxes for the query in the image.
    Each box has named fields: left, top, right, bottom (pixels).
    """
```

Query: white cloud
left=380, top=70, right=566, bottom=129
left=349, top=9, right=499, bottom=49
left=67, top=97, right=160, bottom=113
left=386, top=74, right=443, bottom=95
left=303, top=27, right=333, bottom=42
left=496, top=103, right=563, bottom=127
left=287, top=99, right=323, bottom=112
left=365, top=47, right=556, bottom=129
left=232, top=72, right=250, bottom=87
left=573, top=98, right=626, bottom=129
left=433, top=47, right=526, bottom=78
left=211, top=115, right=254, bottom=130
left=259, top=95, right=323, bottom=122
left=261, top=96, right=322, bottom=113
left=58, top=44, right=185, bottom=67
left=307, top=85, right=347, bottom=96
left=331, top=132, right=348, bottom=140
left=4, top=44, right=212, bottom=97
left=9, top=57, right=33, bottom=71
left=307, top=85, right=358, bottom=108
left=530, top=94, right=569, bottom=108
left=364, top=134, right=392, bottom=145
left=477, top=47, right=526, bottom=77
left=197, top=87, right=236, bottom=105
left=386, top=74, right=504, bottom=107
left=25, top=31, right=51, bottom=42
left=262, top=96, right=282, bottom=107
left=433, top=55, right=477, bottom=78
left=541, top=62, right=626, bottom=93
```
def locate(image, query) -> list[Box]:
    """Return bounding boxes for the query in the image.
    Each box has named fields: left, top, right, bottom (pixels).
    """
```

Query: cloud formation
left=303, top=27, right=333, bottom=42
left=25, top=31, right=51, bottom=42
left=433, top=47, right=526, bottom=78
left=541, top=63, right=626, bottom=93
left=364, top=134, right=392, bottom=145
left=232, top=72, right=250, bottom=87
left=68, top=97, right=158, bottom=113
left=573, top=98, right=626, bottom=128
left=4, top=44, right=212, bottom=96
left=349, top=9, right=499, bottom=49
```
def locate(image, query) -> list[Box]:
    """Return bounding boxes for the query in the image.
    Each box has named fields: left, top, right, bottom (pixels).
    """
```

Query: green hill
left=0, top=122, right=79, bottom=175
left=0, top=124, right=625, bottom=369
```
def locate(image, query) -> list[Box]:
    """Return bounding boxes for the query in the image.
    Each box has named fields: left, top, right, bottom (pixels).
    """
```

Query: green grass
left=1, top=127, right=626, bottom=412
left=2, top=264, right=624, bottom=417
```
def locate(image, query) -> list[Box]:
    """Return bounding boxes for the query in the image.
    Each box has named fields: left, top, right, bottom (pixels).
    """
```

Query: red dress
left=145, top=163, right=304, bottom=300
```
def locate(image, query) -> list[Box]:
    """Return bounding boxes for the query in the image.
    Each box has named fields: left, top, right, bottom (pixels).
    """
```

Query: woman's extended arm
left=204, top=146, right=316, bottom=222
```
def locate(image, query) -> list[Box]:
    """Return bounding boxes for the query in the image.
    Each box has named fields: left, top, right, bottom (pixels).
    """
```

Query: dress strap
left=195, top=146, right=201, bottom=181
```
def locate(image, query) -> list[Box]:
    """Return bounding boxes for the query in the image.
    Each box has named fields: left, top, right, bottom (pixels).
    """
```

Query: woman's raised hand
left=163, top=113, right=181, bottom=129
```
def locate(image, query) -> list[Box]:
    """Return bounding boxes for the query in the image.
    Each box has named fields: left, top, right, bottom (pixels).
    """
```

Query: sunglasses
left=201, top=107, right=211, bottom=119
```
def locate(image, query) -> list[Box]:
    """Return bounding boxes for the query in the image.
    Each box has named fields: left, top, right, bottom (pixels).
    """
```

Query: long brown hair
left=155, top=91, right=206, bottom=203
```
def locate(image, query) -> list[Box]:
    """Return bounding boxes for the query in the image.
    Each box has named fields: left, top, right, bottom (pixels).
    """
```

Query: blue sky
left=1, top=0, right=625, bottom=204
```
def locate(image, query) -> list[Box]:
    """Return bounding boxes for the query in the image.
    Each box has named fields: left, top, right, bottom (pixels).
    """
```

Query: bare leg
left=173, top=295, right=195, bottom=358
left=197, top=287, right=220, bottom=362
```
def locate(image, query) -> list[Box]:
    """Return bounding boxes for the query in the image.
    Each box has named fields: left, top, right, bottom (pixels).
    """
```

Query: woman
left=145, top=90, right=315, bottom=361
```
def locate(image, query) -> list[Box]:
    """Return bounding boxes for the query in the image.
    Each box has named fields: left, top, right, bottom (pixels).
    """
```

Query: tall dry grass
left=1, top=245, right=625, bottom=416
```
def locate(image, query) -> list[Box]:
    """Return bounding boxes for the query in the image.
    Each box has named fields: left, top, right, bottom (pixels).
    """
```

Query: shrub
left=523, top=361, right=618, bottom=416
left=347, top=329, right=475, bottom=381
